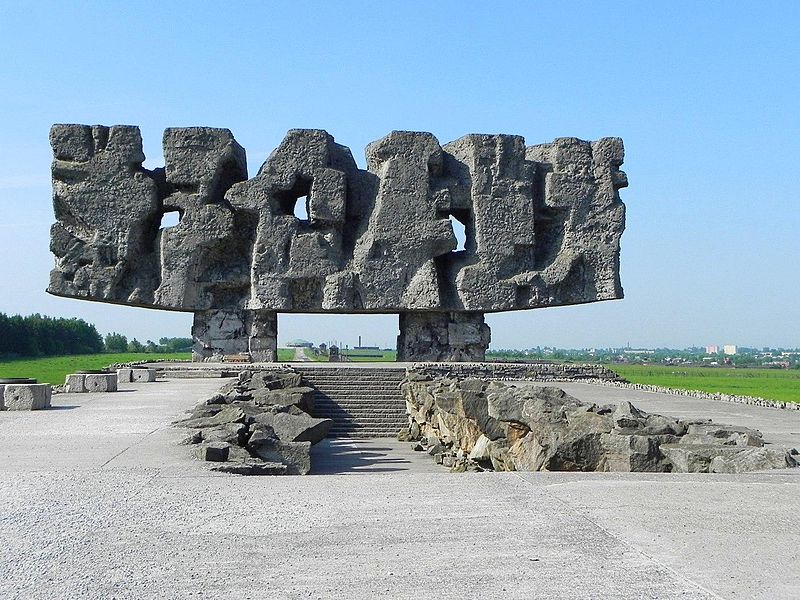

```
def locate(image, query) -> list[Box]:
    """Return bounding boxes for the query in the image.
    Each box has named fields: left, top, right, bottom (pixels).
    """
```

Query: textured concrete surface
left=47, top=126, right=628, bottom=361
left=1, top=377, right=798, bottom=599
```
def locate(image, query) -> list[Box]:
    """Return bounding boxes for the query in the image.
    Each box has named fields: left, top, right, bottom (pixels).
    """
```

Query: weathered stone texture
left=175, top=369, right=332, bottom=475
left=48, top=125, right=627, bottom=361
left=400, top=375, right=798, bottom=474
left=397, top=311, right=491, bottom=362
left=4, top=384, right=52, bottom=410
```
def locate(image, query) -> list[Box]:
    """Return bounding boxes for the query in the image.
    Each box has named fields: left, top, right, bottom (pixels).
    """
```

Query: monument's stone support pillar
left=192, top=309, right=277, bottom=362
left=247, top=310, right=278, bottom=362
left=397, top=312, right=490, bottom=362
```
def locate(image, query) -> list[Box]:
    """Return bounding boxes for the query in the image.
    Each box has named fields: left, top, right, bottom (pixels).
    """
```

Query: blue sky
left=0, top=1, right=798, bottom=349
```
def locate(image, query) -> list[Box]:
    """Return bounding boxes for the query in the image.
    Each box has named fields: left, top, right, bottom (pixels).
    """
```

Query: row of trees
left=103, top=334, right=192, bottom=354
left=0, top=313, right=103, bottom=357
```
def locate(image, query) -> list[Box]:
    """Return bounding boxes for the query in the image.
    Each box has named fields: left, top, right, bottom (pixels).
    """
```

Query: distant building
left=286, top=339, right=314, bottom=348
left=723, top=345, right=737, bottom=355
left=705, top=345, right=719, bottom=354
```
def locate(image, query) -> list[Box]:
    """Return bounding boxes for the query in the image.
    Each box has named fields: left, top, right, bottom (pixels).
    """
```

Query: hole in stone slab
left=448, top=211, right=468, bottom=252
left=274, top=177, right=313, bottom=225
left=294, top=195, right=309, bottom=222
left=160, top=210, right=181, bottom=229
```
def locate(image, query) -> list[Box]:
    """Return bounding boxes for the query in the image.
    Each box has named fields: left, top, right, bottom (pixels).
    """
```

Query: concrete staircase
left=295, top=366, right=408, bottom=438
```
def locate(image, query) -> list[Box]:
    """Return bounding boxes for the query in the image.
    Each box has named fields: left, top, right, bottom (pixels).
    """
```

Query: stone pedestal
left=192, top=309, right=277, bottom=362
left=132, top=368, right=157, bottom=382
left=66, top=373, right=118, bottom=392
left=4, top=384, right=52, bottom=410
left=247, top=310, right=278, bottom=363
left=118, top=368, right=157, bottom=383
left=397, top=311, right=491, bottom=362
left=117, top=368, right=133, bottom=384
left=65, top=374, right=87, bottom=392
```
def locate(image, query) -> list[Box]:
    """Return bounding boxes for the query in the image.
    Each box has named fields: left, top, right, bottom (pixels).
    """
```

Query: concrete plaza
left=0, top=376, right=798, bottom=599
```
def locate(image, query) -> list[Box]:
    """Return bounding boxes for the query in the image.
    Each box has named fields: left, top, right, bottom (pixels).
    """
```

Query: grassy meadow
left=0, top=353, right=191, bottom=385
left=609, top=365, right=800, bottom=403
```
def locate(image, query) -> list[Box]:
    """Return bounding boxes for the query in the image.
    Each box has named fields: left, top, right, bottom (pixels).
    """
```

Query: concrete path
left=0, top=377, right=798, bottom=599
left=293, top=346, right=313, bottom=361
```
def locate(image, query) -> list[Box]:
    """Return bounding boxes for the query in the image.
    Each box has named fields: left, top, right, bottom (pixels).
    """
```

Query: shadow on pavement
left=311, top=438, right=415, bottom=475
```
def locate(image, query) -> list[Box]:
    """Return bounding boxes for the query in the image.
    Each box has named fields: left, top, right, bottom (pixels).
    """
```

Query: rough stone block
left=83, top=374, right=118, bottom=392
left=193, top=442, right=231, bottom=462
left=0, top=385, right=5, bottom=410
left=47, top=125, right=628, bottom=363
left=4, top=384, right=52, bottom=410
left=117, top=368, right=133, bottom=384
left=251, top=412, right=333, bottom=445
left=131, top=368, right=156, bottom=382
left=65, top=374, right=86, bottom=393
left=248, top=432, right=311, bottom=475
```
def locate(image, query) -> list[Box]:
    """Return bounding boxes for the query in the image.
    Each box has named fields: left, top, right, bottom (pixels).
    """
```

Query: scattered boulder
left=399, top=374, right=797, bottom=474
left=251, top=412, right=332, bottom=444
left=247, top=432, right=311, bottom=475
left=178, top=406, right=246, bottom=429
left=193, top=442, right=230, bottom=462
left=251, top=386, right=315, bottom=412
left=176, top=368, right=326, bottom=475
left=211, top=461, right=288, bottom=476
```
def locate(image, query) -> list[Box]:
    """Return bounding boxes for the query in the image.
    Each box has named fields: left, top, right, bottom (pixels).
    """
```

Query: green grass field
left=341, top=350, right=397, bottom=362
left=276, top=348, right=296, bottom=361
left=0, top=353, right=191, bottom=385
left=609, top=365, right=800, bottom=403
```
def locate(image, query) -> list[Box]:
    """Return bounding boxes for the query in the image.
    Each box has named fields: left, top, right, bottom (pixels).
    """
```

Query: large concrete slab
left=0, top=377, right=797, bottom=599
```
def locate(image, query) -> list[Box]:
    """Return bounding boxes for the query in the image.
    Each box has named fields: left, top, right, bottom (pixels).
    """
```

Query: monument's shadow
left=310, top=438, right=414, bottom=475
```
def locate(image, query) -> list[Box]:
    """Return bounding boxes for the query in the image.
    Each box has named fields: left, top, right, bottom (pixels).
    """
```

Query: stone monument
left=47, top=125, right=627, bottom=362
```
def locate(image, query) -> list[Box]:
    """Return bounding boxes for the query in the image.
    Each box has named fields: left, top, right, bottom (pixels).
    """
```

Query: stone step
left=314, top=385, right=402, bottom=398
left=297, top=372, right=405, bottom=378
left=314, top=391, right=403, bottom=402
left=304, top=380, right=404, bottom=387
left=305, top=380, right=403, bottom=385
left=297, top=368, right=409, bottom=439
left=320, top=409, right=404, bottom=412
left=315, top=412, right=407, bottom=420
left=329, top=427, right=402, bottom=434
left=302, top=379, right=404, bottom=385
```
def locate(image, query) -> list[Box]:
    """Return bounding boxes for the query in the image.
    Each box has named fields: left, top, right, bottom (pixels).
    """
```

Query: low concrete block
left=117, top=368, right=133, bottom=384
left=131, top=368, right=157, bottom=382
left=65, top=374, right=86, bottom=393
left=4, top=384, right=52, bottom=410
left=84, top=374, right=118, bottom=392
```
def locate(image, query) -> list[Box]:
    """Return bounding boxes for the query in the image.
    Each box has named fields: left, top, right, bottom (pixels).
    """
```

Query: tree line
left=103, top=334, right=192, bottom=354
left=0, top=313, right=103, bottom=357
left=0, top=312, right=194, bottom=358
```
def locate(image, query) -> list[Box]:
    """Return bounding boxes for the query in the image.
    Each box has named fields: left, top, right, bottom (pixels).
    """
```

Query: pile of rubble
left=399, top=374, right=798, bottom=474
left=176, top=370, right=332, bottom=475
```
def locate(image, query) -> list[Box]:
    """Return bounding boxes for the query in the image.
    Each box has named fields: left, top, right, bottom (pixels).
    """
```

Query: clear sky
left=1, top=1, right=798, bottom=350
